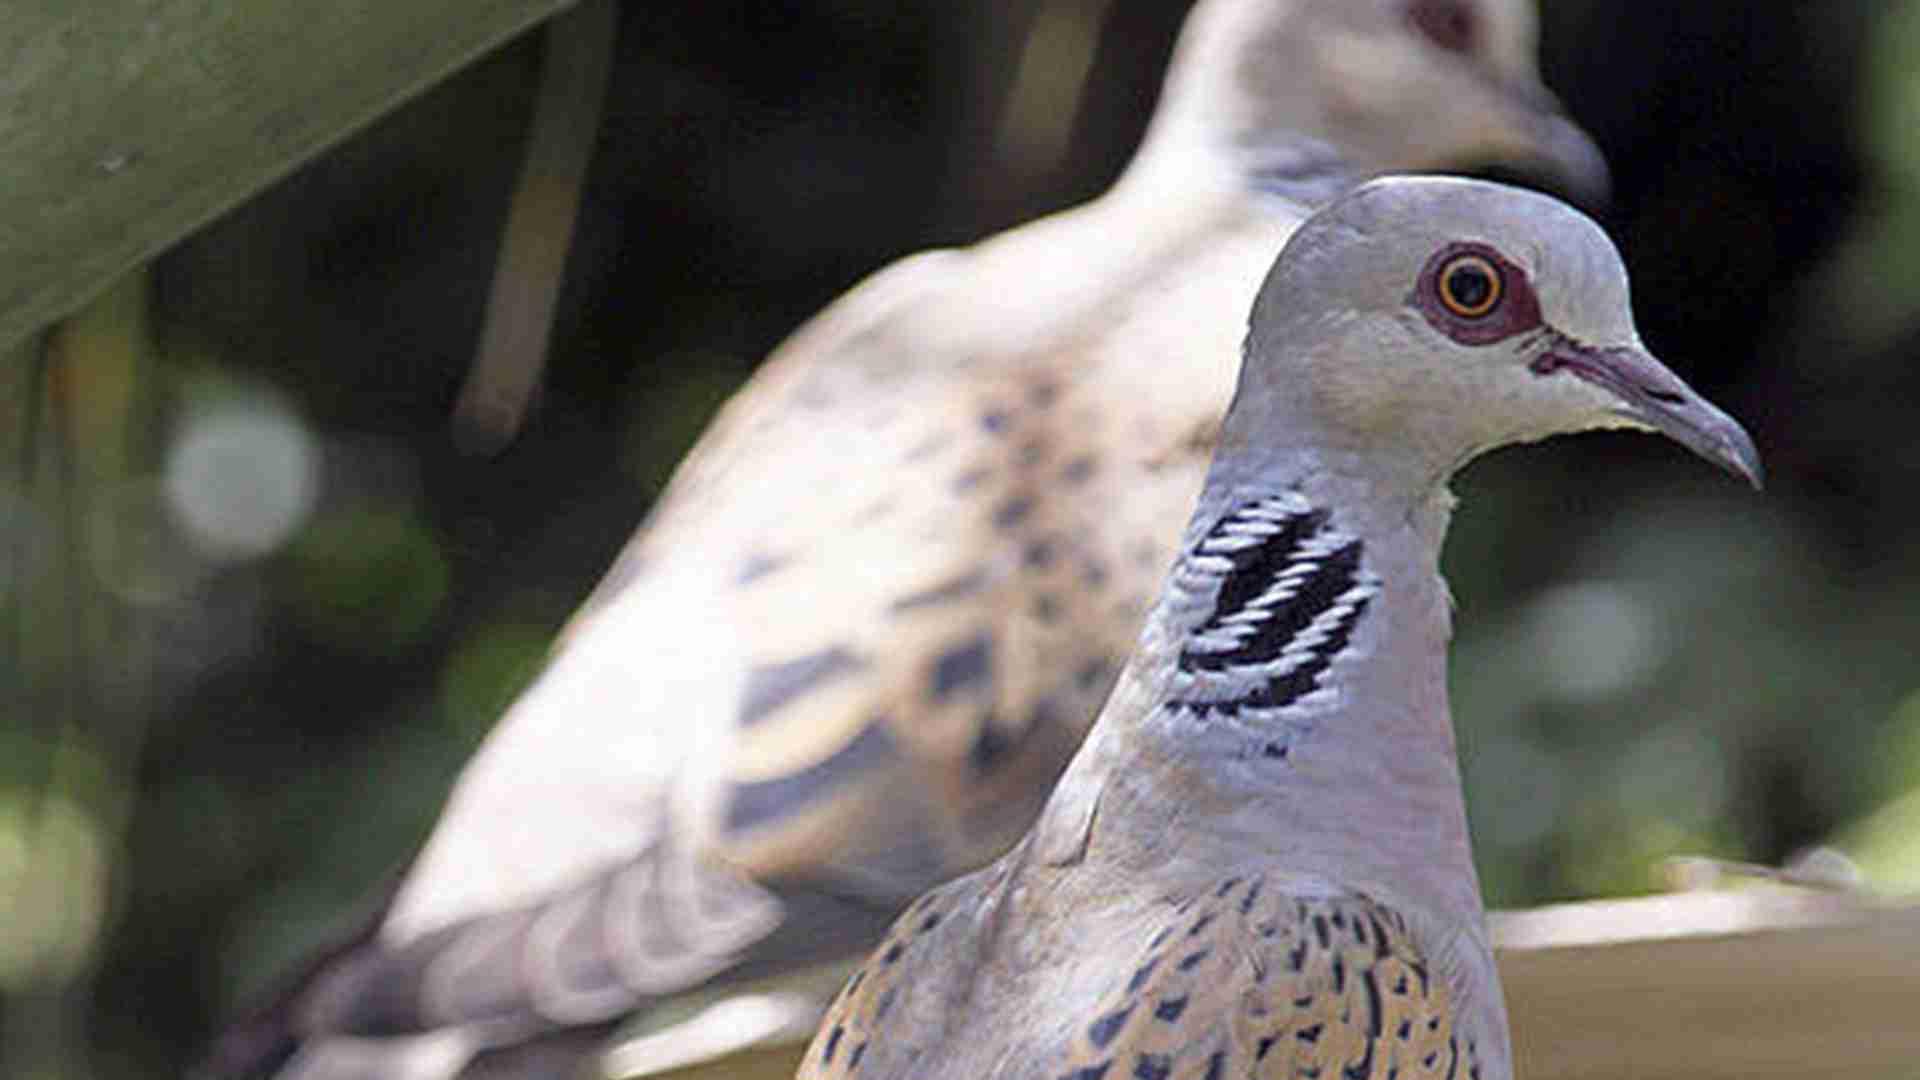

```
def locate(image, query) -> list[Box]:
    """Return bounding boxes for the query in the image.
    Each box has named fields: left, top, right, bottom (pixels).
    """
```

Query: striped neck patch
left=1167, top=492, right=1377, bottom=745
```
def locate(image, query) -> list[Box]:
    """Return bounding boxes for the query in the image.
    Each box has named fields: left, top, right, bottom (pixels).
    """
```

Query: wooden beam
left=1496, top=890, right=1920, bottom=1079
left=625, top=891, right=1920, bottom=1079
left=0, top=0, right=576, bottom=355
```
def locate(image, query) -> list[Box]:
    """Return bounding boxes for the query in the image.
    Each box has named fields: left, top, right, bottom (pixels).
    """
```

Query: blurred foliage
left=1, top=1, right=1917, bottom=1076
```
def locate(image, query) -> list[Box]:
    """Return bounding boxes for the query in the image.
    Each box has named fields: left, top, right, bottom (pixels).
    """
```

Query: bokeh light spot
left=163, top=398, right=320, bottom=563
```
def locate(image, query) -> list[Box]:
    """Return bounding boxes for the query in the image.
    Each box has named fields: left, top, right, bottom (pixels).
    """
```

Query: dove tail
left=199, top=874, right=402, bottom=1079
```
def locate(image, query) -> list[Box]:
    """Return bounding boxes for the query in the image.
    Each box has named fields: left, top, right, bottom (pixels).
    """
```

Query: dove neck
left=1051, top=454, right=1486, bottom=927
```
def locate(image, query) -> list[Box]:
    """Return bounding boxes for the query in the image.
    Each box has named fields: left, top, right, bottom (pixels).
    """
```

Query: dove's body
left=217, top=2, right=1614, bottom=1077
left=800, top=476, right=1504, bottom=1080
left=798, top=177, right=1759, bottom=1080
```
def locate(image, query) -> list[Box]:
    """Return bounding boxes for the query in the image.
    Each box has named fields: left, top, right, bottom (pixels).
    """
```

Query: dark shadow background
left=4, top=1, right=1918, bottom=1075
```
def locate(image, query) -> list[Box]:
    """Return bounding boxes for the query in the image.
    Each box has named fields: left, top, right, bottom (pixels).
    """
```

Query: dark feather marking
left=1362, top=970, right=1383, bottom=1038
left=993, top=494, right=1036, bottom=528
left=1169, top=497, right=1374, bottom=723
left=1024, top=537, right=1057, bottom=568
left=1153, top=995, right=1188, bottom=1022
left=1127, top=954, right=1162, bottom=994
left=1193, top=508, right=1326, bottom=660
left=740, top=647, right=863, bottom=727
left=954, top=465, right=991, bottom=491
left=737, top=551, right=787, bottom=584
left=1252, top=581, right=1368, bottom=708
left=891, top=569, right=989, bottom=612
left=1368, top=914, right=1392, bottom=960
left=1181, top=537, right=1364, bottom=675
left=1343, top=1035, right=1376, bottom=1080
left=969, top=725, right=1013, bottom=772
left=1088, top=1004, right=1134, bottom=1049
left=822, top=1025, right=844, bottom=1064
left=931, top=633, right=993, bottom=700
left=1134, top=1053, right=1171, bottom=1080
left=725, top=721, right=899, bottom=831
left=1033, top=593, right=1062, bottom=623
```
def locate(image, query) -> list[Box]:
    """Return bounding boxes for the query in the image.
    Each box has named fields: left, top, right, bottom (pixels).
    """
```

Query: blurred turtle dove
left=213, top=2, right=1610, bottom=1078
left=797, top=177, right=1759, bottom=1080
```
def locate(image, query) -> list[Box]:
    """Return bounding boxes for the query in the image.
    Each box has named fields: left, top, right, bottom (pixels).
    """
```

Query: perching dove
left=212, top=2, right=1610, bottom=1077
left=797, top=175, right=1760, bottom=1080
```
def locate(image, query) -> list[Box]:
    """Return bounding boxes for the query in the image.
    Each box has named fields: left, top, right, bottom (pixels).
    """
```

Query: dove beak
left=1453, top=87, right=1612, bottom=213
left=1519, top=110, right=1612, bottom=213
left=1531, top=345, right=1764, bottom=489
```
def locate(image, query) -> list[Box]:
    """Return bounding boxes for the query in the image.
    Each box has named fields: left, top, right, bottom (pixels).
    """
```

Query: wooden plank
left=1495, top=891, right=1920, bottom=1079
left=0, top=0, right=576, bottom=355
left=625, top=893, right=1920, bottom=1080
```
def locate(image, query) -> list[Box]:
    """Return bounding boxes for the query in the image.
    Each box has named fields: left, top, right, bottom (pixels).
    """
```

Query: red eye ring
left=1409, top=0, right=1478, bottom=55
left=1437, top=253, right=1502, bottom=318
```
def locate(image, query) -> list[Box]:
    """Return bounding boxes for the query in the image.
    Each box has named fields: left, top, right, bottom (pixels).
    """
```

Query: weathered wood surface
left=0, top=0, right=576, bottom=355
left=629, top=891, right=1920, bottom=1080
left=1497, top=889, right=1920, bottom=1080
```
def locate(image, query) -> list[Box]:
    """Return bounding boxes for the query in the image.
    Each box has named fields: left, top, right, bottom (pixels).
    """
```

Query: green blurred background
left=4, top=0, right=1919, bottom=1075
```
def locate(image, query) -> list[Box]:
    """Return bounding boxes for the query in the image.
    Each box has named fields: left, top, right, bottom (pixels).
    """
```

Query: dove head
left=1222, top=176, right=1761, bottom=496
left=1134, top=0, right=1608, bottom=208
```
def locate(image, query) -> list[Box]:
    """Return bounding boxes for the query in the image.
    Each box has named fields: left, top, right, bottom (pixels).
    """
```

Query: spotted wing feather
left=1054, top=876, right=1483, bottom=1080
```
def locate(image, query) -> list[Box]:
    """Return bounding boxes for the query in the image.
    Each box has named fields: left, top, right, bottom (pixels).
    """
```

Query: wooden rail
left=0, top=0, right=576, bottom=354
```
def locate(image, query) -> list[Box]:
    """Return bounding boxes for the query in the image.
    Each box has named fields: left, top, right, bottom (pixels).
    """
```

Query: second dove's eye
left=1438, top=254, right=1501, bottom=318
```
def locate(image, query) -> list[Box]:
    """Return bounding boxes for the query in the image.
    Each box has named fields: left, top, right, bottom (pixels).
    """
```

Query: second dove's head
left=1226, top=176, right=1761, bottom=491
left=1147, top=0, right=1609, bottom=207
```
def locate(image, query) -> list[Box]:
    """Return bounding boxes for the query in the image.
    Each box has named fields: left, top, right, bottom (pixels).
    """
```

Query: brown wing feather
left=1052, top=876, right=1485, bottom=1080
left=796, top=873, right=991, bottom=1080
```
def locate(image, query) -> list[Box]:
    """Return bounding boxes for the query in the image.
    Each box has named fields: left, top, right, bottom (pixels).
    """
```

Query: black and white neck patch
left=1164, top=491, right=1377, bottom=756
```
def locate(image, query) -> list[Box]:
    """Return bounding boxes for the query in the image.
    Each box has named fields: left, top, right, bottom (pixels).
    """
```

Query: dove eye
left=1411, top=242, right=1541, bottom=346
left=1408, top=0, right=1479, bottom=55
left=1437, top=254, right=1502, bottom=318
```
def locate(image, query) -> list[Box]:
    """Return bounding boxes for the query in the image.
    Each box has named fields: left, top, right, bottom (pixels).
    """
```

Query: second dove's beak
left=1452, top=86, right=1612, bottom=212
left=1532, top=345, right=1764, bottom=489
left=1518, top=111, right=1612, bottom=213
